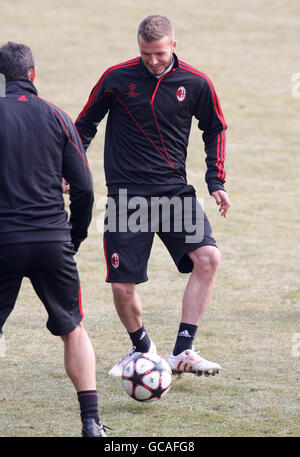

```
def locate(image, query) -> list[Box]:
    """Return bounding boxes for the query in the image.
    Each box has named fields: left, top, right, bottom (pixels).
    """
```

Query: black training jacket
left=75, top=54, right=227, bottom=195
left=0, top=80, right=93, bottom=250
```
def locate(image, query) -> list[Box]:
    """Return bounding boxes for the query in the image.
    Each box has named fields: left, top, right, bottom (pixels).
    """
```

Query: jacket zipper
left=150, top=68, right=176, bottom=105
left=149, top=69, right=176, bottom=167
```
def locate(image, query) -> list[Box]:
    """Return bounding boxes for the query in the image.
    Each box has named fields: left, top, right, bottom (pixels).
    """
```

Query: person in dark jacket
left=76, top=15, right=231, bottom=378
left=0, top=42, right=106, bottom=437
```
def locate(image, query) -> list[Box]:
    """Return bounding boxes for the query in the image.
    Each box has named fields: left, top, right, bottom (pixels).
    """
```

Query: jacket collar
left=139, top=53, right=179, bottom=78
left=5, top=79, right=38, bottom=96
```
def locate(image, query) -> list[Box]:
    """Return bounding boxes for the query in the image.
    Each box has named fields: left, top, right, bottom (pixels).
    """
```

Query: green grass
left=0, top=0, right=299, bottom=437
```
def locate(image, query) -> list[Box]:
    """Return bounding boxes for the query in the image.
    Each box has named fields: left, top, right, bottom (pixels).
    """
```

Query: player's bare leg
left=61, top=322, right=96, bottom=391
left=108, top=282, right=155, bottom=377
left=111, top=282, right=143, bottom=333
left=168, top=245, right=222, bottom=377
left=61, top=322, right=107, bottom=436
left=183, top=245, right=221, bottom=325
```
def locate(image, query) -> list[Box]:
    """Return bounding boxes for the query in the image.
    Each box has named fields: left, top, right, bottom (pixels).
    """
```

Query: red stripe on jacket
left=179, top=61, right=227, bottom=180
left=76, top=58, right=140, bottom=122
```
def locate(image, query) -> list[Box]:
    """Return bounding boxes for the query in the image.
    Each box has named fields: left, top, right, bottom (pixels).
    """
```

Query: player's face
left=138, top=35, right=177, bottom=76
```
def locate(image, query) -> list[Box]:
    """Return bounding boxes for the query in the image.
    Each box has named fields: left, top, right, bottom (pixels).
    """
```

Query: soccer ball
left=122, top=353, right=172, bottom=402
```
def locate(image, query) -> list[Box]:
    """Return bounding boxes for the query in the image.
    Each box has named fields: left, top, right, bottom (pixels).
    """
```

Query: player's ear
left=172, top=40, right=177, bottom=53
left=28, top=67, right=36, bottom=83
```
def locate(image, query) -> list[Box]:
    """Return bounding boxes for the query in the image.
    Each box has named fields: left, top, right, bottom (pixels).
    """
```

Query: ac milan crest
left=111, top=252, right=120, bottom=269
left=176, top=86, right=186, bottom=102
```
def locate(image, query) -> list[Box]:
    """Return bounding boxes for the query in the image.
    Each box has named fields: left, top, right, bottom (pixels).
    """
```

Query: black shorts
left=103, top=185, right=217, bottom=284
left=0, top=242, right=83, bottom=336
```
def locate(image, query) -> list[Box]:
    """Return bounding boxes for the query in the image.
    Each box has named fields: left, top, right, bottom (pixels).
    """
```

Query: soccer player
left=0, top=42, right=107, bottom=437
left=75, top=15, right=231, bottom=377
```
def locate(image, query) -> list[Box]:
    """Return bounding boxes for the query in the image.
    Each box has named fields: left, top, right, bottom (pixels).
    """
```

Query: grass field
left=0, top=0, right=299, bottom=437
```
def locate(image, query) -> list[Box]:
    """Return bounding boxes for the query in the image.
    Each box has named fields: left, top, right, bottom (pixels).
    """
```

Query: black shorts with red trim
left=0, top=242, right=83, bottom=336
left=103, top=185, right=217, bottom=284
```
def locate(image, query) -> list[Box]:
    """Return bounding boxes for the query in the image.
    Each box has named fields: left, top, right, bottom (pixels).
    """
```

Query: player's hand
left=62, top=178, right=70, bottom=194
left=211, top=190, right=231, bottom=218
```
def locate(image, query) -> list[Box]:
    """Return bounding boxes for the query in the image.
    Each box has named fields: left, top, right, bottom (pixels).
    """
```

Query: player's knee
left=111, top=282, right=135, bottom=303
left=60, top=322, right=85, bottom=342
left=193, top=247, right=221, bottom=275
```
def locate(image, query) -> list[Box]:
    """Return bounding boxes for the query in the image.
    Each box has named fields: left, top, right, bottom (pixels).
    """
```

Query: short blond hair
left=138, top=14, right=175, bottom=42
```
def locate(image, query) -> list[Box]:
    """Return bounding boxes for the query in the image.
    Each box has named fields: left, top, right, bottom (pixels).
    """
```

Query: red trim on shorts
left=103, top=238, right=109, bottom=281
left=78, top=286, right=84, bottom=318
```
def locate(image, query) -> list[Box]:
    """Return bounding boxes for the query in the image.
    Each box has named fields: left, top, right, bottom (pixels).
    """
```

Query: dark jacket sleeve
left=193, top=78, right=227, bottom=194
left=75, top=73, right=114, bottom=150
left=59, top=110, right=94, bottom=251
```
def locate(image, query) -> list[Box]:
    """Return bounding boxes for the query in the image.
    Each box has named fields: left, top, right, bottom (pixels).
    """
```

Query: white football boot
left=108, top=340, right=157, bottom=377
left=168, top=347, right=221, bottom=376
